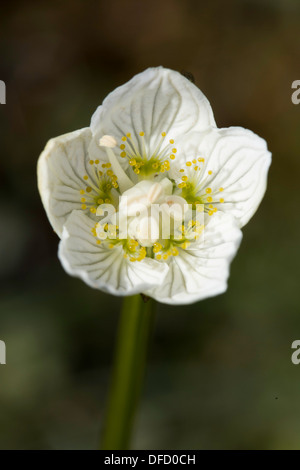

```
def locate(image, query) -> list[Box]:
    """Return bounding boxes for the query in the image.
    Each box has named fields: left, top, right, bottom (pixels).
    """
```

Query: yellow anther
left=179, top=169, right=185, bottom=173
left=105, top=198, right=110, bottom=203
left=134, top=168, right=140, bottom=174
left=182, top=176, right=188, bottom=182
left=153, top=243, right=162, bottom=253
left=178, top=182, right=186, bottom=188
left=152, top=162, right=159, bottom=169
left=95, top=159, right=99, bottom=164
left=120, top=144, right=125, bottom=150
left=207, top=197, right=213, bottom=203
left=156, top=254, right=162, bottom=260
left=172, top=247, right=179, bottom=256
left=81, top=204, right=87, bottom=210
left=122, top=136, right=127, bottom=141
left=219, top=187, right=224, bottom=192
left=172, top=148, right=177, bottom=153
left=80, top=189, right=85, bottom=195
left=81, top=197, right=86, bottom=202
left=90, top=207, right=96, bottom=213
left=139, top=131, right=144, bottom=136
left=129, top=159, right=136, bottom=166
left=106, top=163, right=111, bottom=168
left=186, top=161, right=192, bottom=167
left=208, top=170, right=213, bottom=175
left=219, top=198, right=224, bottom=203
left=209, top=204, right=213, bottom=209
left=86, top=186, right=92, bottom=193
left=208, top=210, right=213, bottom=216
left=120, top=151, right=126, bottom=157
left=126, top=133, right=131, bottom=138
left=169, top=139, right=174, bottom=144
left=170, top=154, right=176, bottom=160
left=198, top=158, right=205, bottom=162
left=163, top=254, right=168, bottom=260
left=97, top=198, right=103, bottom=204
left=83, top=175, right=88, bottom=180
left=205, top=188, right=212, bottom=194
left=194, top=166, right=198, bottom=170
left=192, top=159, right=196, bottom=164
left=161, top=132, right=166, bottom=137
left=109, top=243, right=114, bottom=249
left=96, top=240, right=101, bottom=245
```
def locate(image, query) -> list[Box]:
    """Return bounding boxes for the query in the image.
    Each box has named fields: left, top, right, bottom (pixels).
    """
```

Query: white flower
left=37, top=67, right=271, bottom=305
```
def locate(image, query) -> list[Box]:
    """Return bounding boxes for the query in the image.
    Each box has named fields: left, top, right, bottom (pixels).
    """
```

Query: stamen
left=99, top=135, right=134, bottom=193
left=99, top=135, right=117, bottom=148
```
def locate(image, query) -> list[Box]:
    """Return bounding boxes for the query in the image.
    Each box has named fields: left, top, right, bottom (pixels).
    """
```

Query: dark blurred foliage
left=0, top=0, right=300, bottom=449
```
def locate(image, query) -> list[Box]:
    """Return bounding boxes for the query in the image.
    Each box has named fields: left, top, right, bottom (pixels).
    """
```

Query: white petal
left=58, top=210, right=168, bottom=296
left=37, top=128, right=94, bottom=237
left=172, top=127, right=271, bottom=228
left=144, top=212, right=242, bottom=305
left=89, top=67, right=216, bottom=159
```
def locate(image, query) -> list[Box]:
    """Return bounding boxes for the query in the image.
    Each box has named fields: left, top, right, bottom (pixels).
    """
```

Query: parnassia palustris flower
left=37, top=67, right=271, bottom=304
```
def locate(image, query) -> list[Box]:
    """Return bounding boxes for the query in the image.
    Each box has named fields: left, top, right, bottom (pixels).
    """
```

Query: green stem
left=101, top=295, right=155, bottom=450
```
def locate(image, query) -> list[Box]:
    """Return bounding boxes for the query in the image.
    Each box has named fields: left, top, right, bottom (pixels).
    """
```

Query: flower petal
left=172, top=127, right=271, bottom=227
left=58, top=210, right=169, bottom=296
left=37, top=128, right=96, bottom=236
left=89, top=67, right=216, bottom=160
left=144, top=212, right=242, bottom=305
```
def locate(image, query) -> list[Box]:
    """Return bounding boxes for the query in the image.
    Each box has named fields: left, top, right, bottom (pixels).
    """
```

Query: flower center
left=80, top=132, right=223, bottom=263
left=92, top=178, right=204, bottom=263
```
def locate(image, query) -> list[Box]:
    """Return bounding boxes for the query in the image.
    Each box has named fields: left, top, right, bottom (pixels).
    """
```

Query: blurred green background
left=0, top=0, right=300, bottom=450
